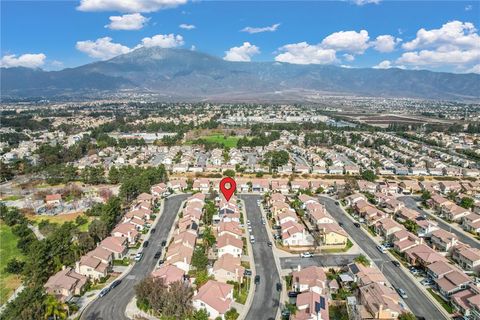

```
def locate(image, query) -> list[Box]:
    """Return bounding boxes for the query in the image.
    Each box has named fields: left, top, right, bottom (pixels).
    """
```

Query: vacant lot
left=0, top=221, right=24, bottom=304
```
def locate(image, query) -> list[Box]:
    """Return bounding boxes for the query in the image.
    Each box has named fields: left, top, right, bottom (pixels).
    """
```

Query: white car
left=134, top=252, right=143, bottom=261
left=250, top=235, right=255, bottom=243
left=376, top=245, right=387, bottom=253
left=300, top=252, right=313, bottom=258
left=247, top=220, right=251, bottom=225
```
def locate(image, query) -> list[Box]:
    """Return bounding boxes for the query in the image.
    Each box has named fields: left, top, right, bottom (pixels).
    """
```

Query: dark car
left=143, top=241, right=149, bottom=247
left=110, top=280, right=121, bottom=289
left=254, top=275, right=260, bottom=284
left=392, top=260, right=401, bottom=267
left=339, top=222, right=344, bottom=227
left=158, top=259, right=165, bottom=265
left=161, top=240, right=167, bottom=246
left=154, top=251, right=162, bottom=259
left=244, top=269, right=252, bottom=276
left=288, top=291, right=298, bottom=298
left=354, top=222, right=361, bottom=227
left=151, top=228, right=156, bottom=233
left=267, top=241, right=273, bottom=247
left=276, top=282, right=282, bottom=291
left=335, top=201, right=340, bottom=205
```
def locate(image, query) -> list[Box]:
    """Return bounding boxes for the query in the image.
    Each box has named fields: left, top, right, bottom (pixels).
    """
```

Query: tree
left=421, top=190, right=431, bottom=202
left=108, top=166, right=120, bottom=184
left=88, top=219, right=109, bottom=243
left=192, top=309, right=209, bottom=320
left=191, top=245, right=209, bottom=271
left=202, top=226, right=216, bottom=250
left=0, top=285, right=45, bottom=320
left=44, top=294, right=68, bottom=320
left=223, top=169, right=236, bottom=178
left=361, top=170, right=377, bottom=182
left=460, top=197, right=474, bottom=209
left=354, top=254, right=370, bottom=266
left=4, top=258, right=25, bottom=274
left=404, top=220, right=418, bottom=233
left=225, top=308, right=239, bottom=320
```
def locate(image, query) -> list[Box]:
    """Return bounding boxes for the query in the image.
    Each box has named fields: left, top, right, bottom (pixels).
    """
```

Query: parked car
left=154, top=251, right=162, bottom=259
left=421, top=278, right=434, bottom=286
left=161, top=240, right=167, bottom=246
left=110, top=280, right=121, bottom=289
left=99, top=287, right=110, bottom=297
left=150, top=228, right=156, bottom=234
left=250, top=235, right=255, bottom=243
left=267, top=241, right=272, bottom=247
left=396, top=287, right=408, bottom=299
left=410, top=267, right=421, bottom=275
left=338, top=222, right=344, bottom=227
left=354, top=222, right=361, bottom=228
left=273, top=234, right=281, bottom=240
left=261, top=218, right=266, bottom=225
left=276, top=282, right=282, bottom=291
left=247, top=220, right=251, bottom=225
left=158, top=259, right=164, bottom=265
left=300, top=252, right=313, bottom=258
left=143, top=241, right=149, bottom=248
left=376, top=245, right=387, bottom=253
left=134, top=252, right=143, bottom=261
left=287, top=291, right=298, bottom=298
left=392, top=261, right=401, bottom=267
left=254, top=275, right=260, bottom=284
left=244, top=269, right=252, bottom=276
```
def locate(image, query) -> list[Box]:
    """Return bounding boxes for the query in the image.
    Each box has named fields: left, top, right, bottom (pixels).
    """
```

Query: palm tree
left=44, top=294, right=68, bottom=320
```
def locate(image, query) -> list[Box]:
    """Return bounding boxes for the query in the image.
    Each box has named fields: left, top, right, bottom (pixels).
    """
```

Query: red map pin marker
left=219, top=177, right=236, bottom=201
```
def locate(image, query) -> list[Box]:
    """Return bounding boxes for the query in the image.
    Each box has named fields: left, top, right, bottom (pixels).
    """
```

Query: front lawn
left=0, top=221, right=24, bottom=304
left=427, top=288, right=454, bottom=313
left=329, top=304, right=349, bottom=320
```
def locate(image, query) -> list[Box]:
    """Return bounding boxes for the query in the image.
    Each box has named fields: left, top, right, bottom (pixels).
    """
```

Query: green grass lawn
left=0, top=195, right=23, bottom=201
left=427, top=288, right=454, bottom=313
left=191, top=134, right=241, bottom=148
left=0, top=221, right=24, bottom=304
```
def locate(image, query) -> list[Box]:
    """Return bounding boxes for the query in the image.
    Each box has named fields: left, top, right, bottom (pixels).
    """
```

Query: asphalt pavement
left=81, top=194, right=189, bottom=320
left=280, top=254, right=360, bottom=269
left=399, top=195, right=480, bottom=248
left=318, top=196, right=448, bottom=320
left=239, top=194, right=281, bottom=320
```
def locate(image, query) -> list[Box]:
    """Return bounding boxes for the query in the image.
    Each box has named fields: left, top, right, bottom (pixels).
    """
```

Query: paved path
left=280, top=254, right=360, bottom=269
left=80, top=194, right=188, bottom=320
left=318, top=196, right=449, bottom=320
left=399, top=195, right=479, bottom=248
left=239, top=195, right=281, bottom=320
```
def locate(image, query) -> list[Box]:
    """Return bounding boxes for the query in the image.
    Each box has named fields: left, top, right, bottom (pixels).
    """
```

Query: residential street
left=399, top=195, right=480, bottom=248
left=81, top=194, right=189, bottom=320
left=318, top=196, right=448, bottom=320
left=239, top=195, right=281, bottom=320
left=280, top=254, right=360, bottom=269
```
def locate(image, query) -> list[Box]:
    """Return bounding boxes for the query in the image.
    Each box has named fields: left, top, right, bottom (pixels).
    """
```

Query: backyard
left=0, top=221, right=24, bottom=304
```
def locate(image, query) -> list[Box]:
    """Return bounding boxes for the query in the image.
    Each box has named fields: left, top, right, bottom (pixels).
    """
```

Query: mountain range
left=2, top=47, right=479, bottom=101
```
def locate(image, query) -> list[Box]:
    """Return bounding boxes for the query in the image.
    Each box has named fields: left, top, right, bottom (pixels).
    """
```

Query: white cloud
left=352, top=0, right=381, bottom=5
left=106, top=13, right=149, bottom=30
left=77, top=0, right=187, bottom=13
left=343, top=53, right=355, bottom=61
left=241, top=23, right=280, bottom=34
left=465, top=5, right=473, bottom=11
left=397, top=49, right=480, bottom=66
left=139, top=33, right=184, bottom=48
left=398, top=21, right=480, bottom=71
left=466, top=64, right=480, bottom=73
left=0, top=53, right=46, bottom=68
left=179, top=23, right=195, bottom=30
left=373, top=35, right=401, bottom=52
left=321, top=30, right=370, bottom=54
left=373, top=60, right=392, bottom=69
left=76, top=37, right=132, bottom=60
left=223, top=42, right=260, bottom=62
left=274, top=42, right=337, bottom=65
left=402, top=21, right=480, bottom=51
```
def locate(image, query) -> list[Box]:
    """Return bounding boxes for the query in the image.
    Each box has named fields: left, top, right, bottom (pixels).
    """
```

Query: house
left=44, top=267, right=87, bottom=302
left=45, top=194, right=62, bottom=206
left=251, top=179, right=269, bottom=193
left=318, top=223, right=348, bottom=246
left=291, top=180, right=310, bottom=192
left=193, top=280, right=233, bottom=319
left=344, top=165, right=360, bottom=175
left=294, top=291, right=329, bottom=320
left=405, top=244, right=446, bottom=267
left=427, top=260, right=459, bottom=281
left=292, top=266, right=327, bottom=294
left=276, top=209, right=298, bottom=225
left=439, top=181, right=462, bottom=195
left=451, top=244, right=480, bottom=272
left=172, top=231, right=197, bottom=249
left=217, top=234, right=243, bottom=258
left=111, top=223, right=140, bottom=244
left=271, top=179, right=290, bottom=194
left=463, top=213, right=480, bottom=234
left=442, top=203, right=470, bottom=222
left=436, top=269, right=471, bottom=299
left=151, top=264, right=186, bottom=286
left=344, top=193, right=367, bottom=207
left=99, top=236, right=128, bottom=260
left=165, top=244, right=194, bottom=272
left=75, top=254, right=109, bottom=281
left=395, top=208, right=420, bottom=222
left=429, top=195, right=452, bottom=211
left=358, top=282, right=402, bottom=320
left=375, top=218, right=405, bottom=241
left=451, top=286, right=480, bottom=319
left=193, top=179, right=210, bottom=193
left=168, top=179, right=187, bottom=191
left=281, top=221, right=313, bottom=246
left=399, top=180, right=421, bottom=194
left=347, top=263, right=387, bottom=286
left=151, top=183, right=167, bottom=197
left=430, top=229, right=458, bottom=252
left=217, top=221, right=243, bottom=240
left=392, top=230, right=420, bottom=253
left=415, top=219, right=439, bottom=237
left=212, top=253, right=245, bottom=283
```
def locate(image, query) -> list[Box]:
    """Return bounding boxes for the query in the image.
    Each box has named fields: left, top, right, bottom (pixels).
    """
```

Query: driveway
left=239, top=194, right=281, bottom=320
left=318, top=196, right=448, bottom=320
left=81, top=194, right=189, bottom=320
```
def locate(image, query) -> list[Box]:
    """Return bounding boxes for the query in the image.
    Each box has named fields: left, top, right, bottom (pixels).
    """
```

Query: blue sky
left=1, top=0, right=479, bottom=73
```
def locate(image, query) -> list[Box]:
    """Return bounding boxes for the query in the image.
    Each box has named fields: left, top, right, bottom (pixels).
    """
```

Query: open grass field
left=0, top=221, right=24, bottom=304
left=187, top=134, right=242, bottom=148
left=27, top=211, right=84, bottom=224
